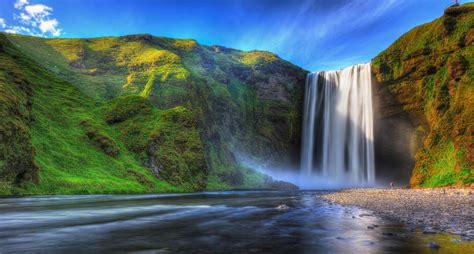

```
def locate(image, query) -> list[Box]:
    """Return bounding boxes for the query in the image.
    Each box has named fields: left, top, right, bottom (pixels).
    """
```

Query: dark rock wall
left=372, top=74, right=419, bottom=185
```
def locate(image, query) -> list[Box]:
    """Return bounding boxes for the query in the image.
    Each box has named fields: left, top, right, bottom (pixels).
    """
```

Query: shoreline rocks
left=270, top=180, right=300, bottom=190
left=320, top=188, right=474, bottom=241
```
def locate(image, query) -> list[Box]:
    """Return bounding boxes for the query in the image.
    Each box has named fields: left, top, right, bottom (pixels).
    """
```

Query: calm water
left=0, top=191, right=452, bottom=253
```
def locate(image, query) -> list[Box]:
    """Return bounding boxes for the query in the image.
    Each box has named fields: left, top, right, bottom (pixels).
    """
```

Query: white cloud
left=0, top=18, right=6, bottom=29
left=25, top=4, right=52, bottom=19
left=5, top=29, right=18, bottom=34
left=5, top=25, right=33, bottom=35
left=39, top=19, right=61, bottom=36
left=14, top=0, right=29, bottom=9
left=2, top=1, right=62, bottom=37
left=15, top=12, right=32, bottom=24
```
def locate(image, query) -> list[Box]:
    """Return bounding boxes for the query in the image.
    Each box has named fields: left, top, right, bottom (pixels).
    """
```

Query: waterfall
left=300, top=63, right=375, bottom=184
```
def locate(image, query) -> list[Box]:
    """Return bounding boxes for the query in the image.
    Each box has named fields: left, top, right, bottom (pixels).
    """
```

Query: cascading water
left=300, top=63, right=375, bottom=184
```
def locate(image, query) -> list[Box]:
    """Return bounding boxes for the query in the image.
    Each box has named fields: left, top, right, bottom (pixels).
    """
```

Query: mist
left=237, top=154, right=379, bottom=190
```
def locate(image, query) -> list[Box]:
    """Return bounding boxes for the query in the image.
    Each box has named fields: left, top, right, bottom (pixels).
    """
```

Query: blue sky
left=0, top=0, right=471, bottom=71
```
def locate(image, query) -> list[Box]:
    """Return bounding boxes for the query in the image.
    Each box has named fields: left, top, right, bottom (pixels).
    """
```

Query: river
left=0, top=190, right=447, bottom=253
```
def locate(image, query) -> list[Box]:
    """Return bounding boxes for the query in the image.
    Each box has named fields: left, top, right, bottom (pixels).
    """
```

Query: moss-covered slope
left=0, top=33, right=208, bottom=194
left=372, top=3, right=474, bottom=187
left=0, top=29, right=306, bottom=194
left=3, top=33, right=307, bottom=191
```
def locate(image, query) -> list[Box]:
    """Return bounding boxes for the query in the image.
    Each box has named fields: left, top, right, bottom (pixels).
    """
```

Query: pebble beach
left=321, top=188, right=474, bottom=241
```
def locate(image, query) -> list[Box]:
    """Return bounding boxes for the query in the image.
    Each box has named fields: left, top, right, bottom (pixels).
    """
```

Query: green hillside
left=0, top=31, right=306, bottom=195
left=0, top=33, right=212, bottom=194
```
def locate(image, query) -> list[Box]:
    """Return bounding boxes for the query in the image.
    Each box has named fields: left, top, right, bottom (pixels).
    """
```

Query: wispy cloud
left=14, top=0, right=29, bottom=9
left=233, top=0, right=404, bottom=71
left=1, top=0, right=62, bottom=37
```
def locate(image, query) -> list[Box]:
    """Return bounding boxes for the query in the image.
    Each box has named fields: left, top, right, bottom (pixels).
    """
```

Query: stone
left=270, top=180, right=299, bottom=190
left=276, top=204, right=290, bottom=211
left=428, top=242, right=440, bottom=249
left=423, top=228, right=437, bottom=234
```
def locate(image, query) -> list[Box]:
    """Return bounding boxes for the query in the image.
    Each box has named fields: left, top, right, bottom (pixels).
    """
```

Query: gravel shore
left=321, top=188, right=474, bottom=241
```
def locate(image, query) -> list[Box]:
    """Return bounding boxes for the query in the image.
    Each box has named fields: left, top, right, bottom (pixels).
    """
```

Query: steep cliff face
left=0, top=32, right=306, bottom=194
left=372, top=4, right=473, bottom=187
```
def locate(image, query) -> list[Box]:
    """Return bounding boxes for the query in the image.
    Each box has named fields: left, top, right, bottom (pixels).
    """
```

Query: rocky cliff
left=372, top=3, right=473, bottom=187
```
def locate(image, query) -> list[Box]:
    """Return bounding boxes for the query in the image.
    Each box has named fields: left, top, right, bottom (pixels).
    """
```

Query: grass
left=0, top=34, right=38, bottom=187
left=419, top=142, right=472, bottom=187
left=103, top=96, right=208, bottom=191
left=239, top=50, right=279, bottom=65
left=5, top=34, right=192, bottom=101
left=0, top=30, right=307, bottom=195
left=26, top=64, right=182, bottom=194
left=0, top=33, right=188, bottom=194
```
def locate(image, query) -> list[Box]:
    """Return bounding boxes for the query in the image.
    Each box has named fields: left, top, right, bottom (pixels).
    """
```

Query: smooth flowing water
left=0, top=191, right=435, bottom=253
left=301, top=63, right=375, bottom=184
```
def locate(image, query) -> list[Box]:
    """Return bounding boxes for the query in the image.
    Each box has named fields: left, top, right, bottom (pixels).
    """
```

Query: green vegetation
left=0, top=30, right=306, bottom=195
left=0, top=35, right=38, bottom=188
left=372, top=3, right=474, bottom=187
left=4, top=4, right=468, bottom=193
left=103, top=96, right=208, bottom=191
left=239, top=50, right=279, bottom=65
left=0, top=33, right=192, bottom=194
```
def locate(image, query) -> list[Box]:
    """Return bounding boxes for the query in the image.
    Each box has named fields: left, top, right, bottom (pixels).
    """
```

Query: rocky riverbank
left=321, top=188, right=474, bottom=241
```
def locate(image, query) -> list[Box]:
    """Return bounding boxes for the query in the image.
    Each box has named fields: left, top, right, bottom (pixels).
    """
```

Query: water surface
left=0, top=191, right=454, bottom=253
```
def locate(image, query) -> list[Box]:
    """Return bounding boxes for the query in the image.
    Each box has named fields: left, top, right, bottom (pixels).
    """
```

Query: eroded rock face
left=371, top=3, right=474, bottom=187
left=145, top=137, right=163, bottom=179
left=255, top=74, right=293, bottom=102
left=371, top=75, right=419, bottom=185
left=447, top=55, right=467, bottom=96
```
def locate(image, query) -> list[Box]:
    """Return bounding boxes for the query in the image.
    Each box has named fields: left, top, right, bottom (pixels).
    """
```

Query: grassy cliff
left=372, top=3, right=474, bottom=188
left=0, top=33, right=213, bottom=194
left=0, top=31, right=306, bottom=194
